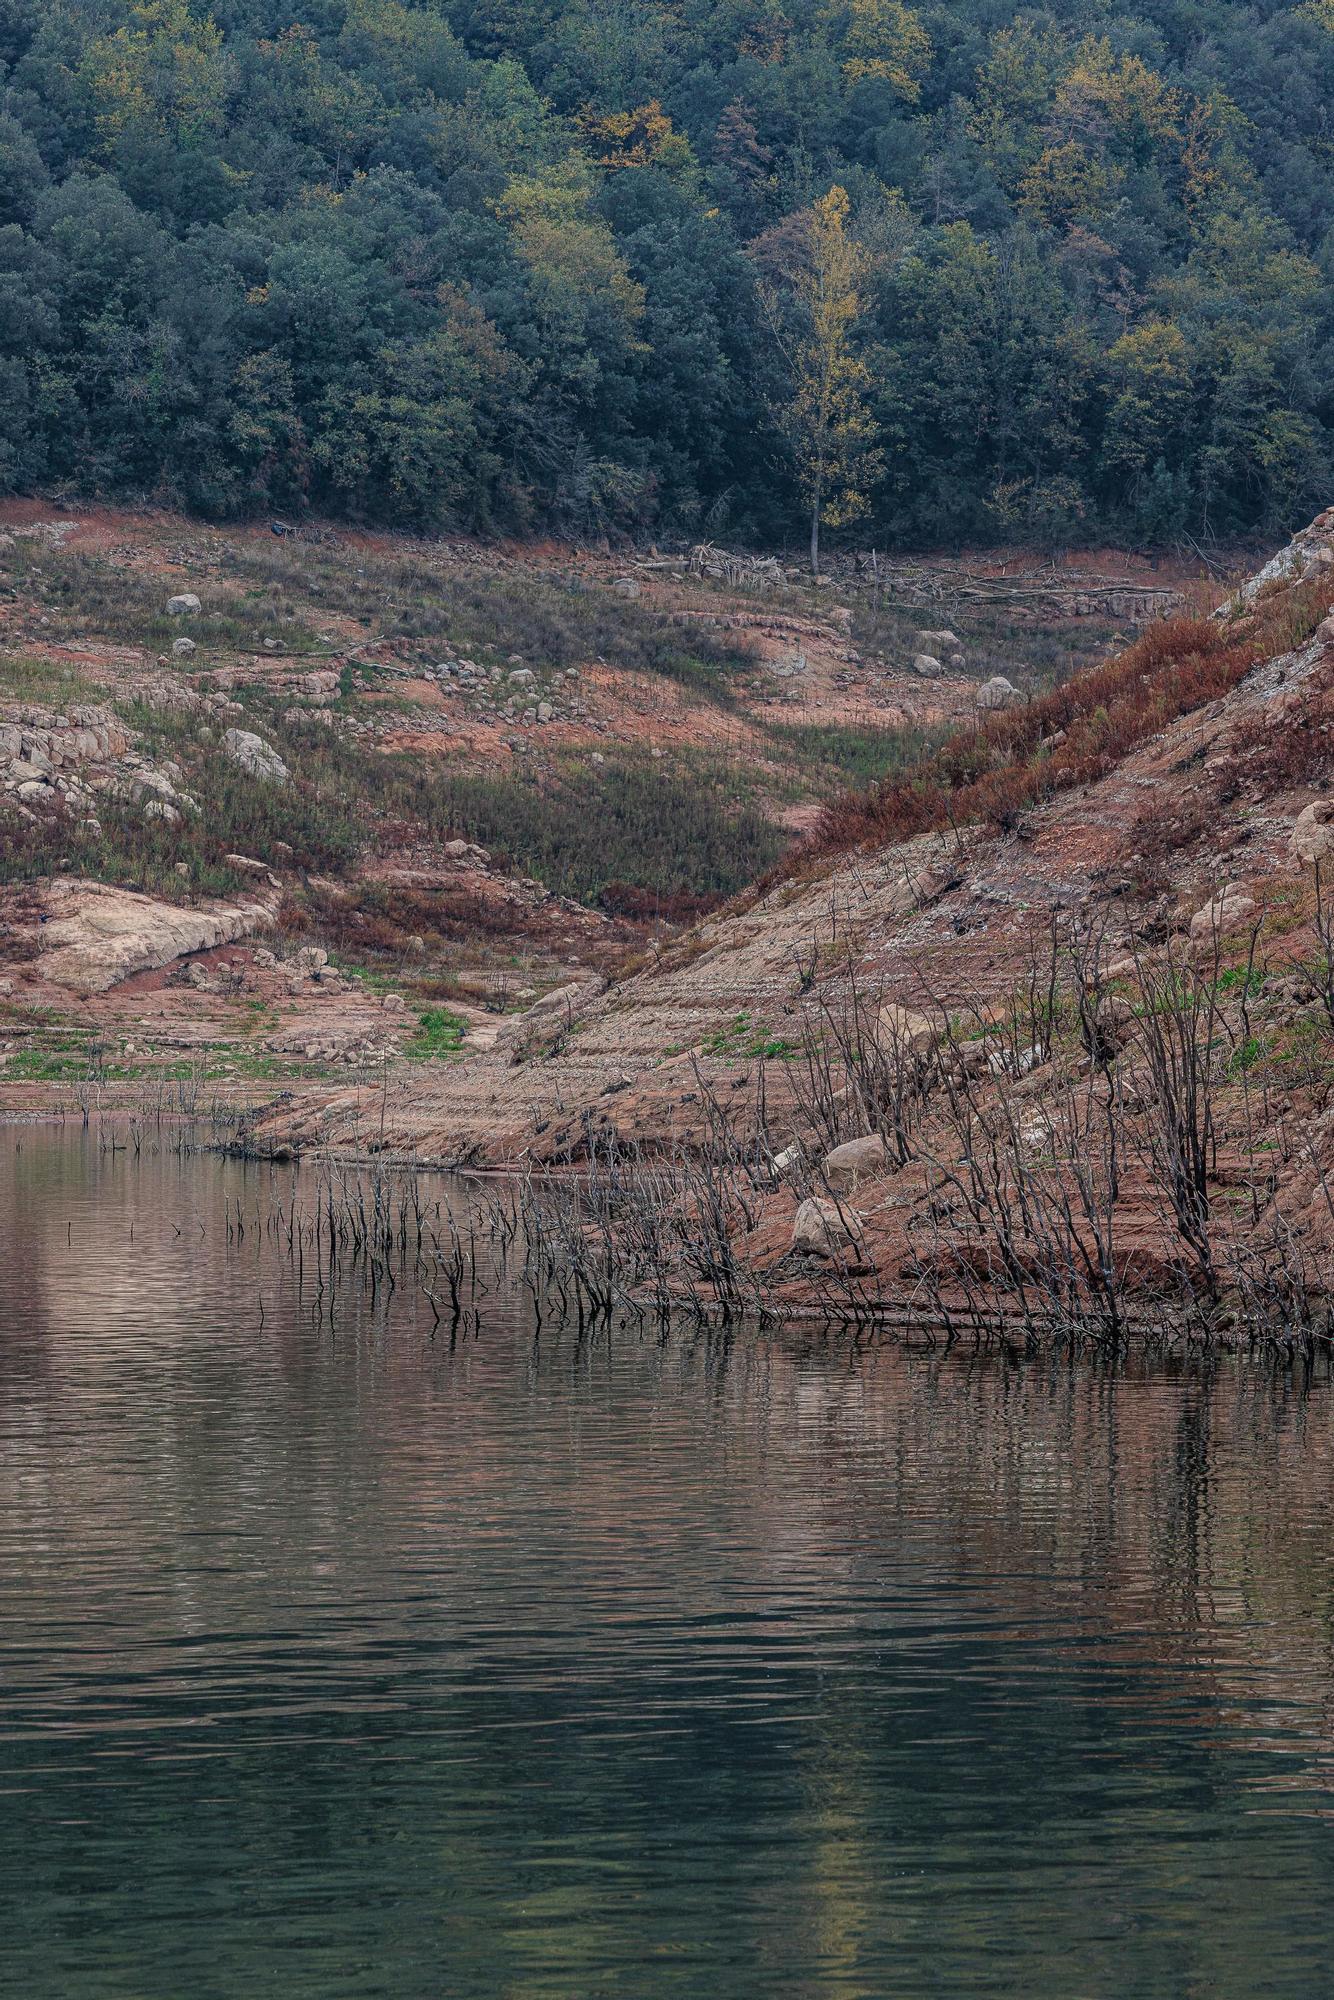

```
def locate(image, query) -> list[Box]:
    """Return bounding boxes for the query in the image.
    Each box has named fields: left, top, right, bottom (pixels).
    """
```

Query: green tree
left=760, top=185, right=882, bottom=571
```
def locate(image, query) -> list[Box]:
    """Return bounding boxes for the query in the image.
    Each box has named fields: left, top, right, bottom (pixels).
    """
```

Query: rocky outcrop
left=33, top=879, right=280, bottom=994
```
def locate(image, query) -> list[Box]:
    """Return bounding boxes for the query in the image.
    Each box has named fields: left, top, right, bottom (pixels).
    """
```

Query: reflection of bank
left=4, top=1125, right=1334, bottom=1955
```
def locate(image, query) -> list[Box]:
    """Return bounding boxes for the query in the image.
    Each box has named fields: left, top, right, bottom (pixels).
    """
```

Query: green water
left=3, top=1130, right=1334, bottom=1996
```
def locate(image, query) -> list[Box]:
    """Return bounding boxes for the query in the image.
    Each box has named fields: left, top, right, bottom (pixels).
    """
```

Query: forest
left=2, top=0, right=1333, bottom=552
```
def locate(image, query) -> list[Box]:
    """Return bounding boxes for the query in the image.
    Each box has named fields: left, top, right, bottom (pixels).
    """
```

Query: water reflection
left=2, top=1128, right=1334, bottom=1995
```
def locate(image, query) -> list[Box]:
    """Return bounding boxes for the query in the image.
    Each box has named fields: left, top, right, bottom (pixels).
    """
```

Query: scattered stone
left=223, top=728, right=288, bottom=783
left=1190, top=891, right=1257, bottom=940
left=1291, top=798, right=1334, bottom=867
left=820, top=1135, right=890, bottom=1191
left=877, top=1003, right=940, bottom=1055
left=976, top=674, right=1023, bottom=711
left=791, top=1196, right=865, bottom=1259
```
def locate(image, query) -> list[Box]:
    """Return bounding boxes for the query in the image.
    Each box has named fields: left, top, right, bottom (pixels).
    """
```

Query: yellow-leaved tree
left=760, top=186, right=883, bottom=574
left=80, top=0, right=227, bottom=153
left=837, top=0, right=931, bottom=96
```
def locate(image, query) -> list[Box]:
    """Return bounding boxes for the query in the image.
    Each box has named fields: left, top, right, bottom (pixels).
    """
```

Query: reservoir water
left=3, top=1128, right=1334, bottom=1996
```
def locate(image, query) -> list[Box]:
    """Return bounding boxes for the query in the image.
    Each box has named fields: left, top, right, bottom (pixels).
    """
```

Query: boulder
left=820, top=1134, right=890, bottom=1191
left=1190, top=891, right=1257, bottom=941
left=223, top=727, right=288, bottom=783
left=7, top=757, right=54, bottom=790
left=915, top=628, right=962, bottom=656
left=912, top=653, right=944, bottom=679
left=791, top=1196, right=865, bottom=1259
left=612, top=577, right=641, bottom=599
left=877, top=1003, right=941, bottom=1056
left=172, top=638, right=197, bottom=659
left=166, top=593, right=201, bottom=616
left=977, top=674, right=1023, bottom=711
left=1291, top=798, right=1334, bottom=868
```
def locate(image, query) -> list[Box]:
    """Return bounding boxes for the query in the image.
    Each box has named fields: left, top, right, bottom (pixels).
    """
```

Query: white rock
left=167, top=593, right=201, bottom=616
left=223, top=728, right=288, bottom=783
left=977, top=674, right=1023, bottom=711
left=912, top=654, right=944, bottom=679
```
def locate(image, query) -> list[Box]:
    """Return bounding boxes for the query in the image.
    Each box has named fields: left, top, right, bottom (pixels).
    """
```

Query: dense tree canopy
left=2, top=0, right=1334, bottom=549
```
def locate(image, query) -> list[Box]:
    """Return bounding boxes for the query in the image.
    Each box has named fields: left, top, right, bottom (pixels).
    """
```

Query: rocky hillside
left=0, top=503, right=1177, bottom=1093
left=232, top=507, right=1334, bottom=1335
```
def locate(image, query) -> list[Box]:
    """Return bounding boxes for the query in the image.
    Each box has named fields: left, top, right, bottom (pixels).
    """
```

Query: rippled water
left=5, top=1131, right=1334, bottom=1995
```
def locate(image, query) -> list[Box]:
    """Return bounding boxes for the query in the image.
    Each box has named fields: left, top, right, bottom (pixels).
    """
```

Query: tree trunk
left=809, top=493, right=821, bottom=575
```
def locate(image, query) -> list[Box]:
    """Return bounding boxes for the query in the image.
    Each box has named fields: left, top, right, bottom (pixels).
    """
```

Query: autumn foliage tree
left=760, top=187, right=883, bottom=573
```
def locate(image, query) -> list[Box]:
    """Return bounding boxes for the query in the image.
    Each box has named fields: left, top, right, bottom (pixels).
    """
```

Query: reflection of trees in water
left=8, top=1140, right=1334, bottom=1988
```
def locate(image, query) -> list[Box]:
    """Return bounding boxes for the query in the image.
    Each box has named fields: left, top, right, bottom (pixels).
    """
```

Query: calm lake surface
left=5, top=1130, right=1334, bottom=1997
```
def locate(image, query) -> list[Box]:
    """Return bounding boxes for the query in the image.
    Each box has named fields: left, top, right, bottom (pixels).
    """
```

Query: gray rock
left=166, top=593, right=201, bottom=616
left=976, top=674, right=1023, bottom=711
left=791, top=1196, right=865, bottom=1259
left=912, top=653, right=944, bottom=679
left=877, top=1003, right=941, bottom=1056
left=1190, top=891, right=1256, bottom=941
left=1291, top=798, right=1334, bottom=867
left=820, top=1135, right=890, bottom=1191
left=172, top=638, right=197, bottom=659
left=223, top=728, right=288, bottom=783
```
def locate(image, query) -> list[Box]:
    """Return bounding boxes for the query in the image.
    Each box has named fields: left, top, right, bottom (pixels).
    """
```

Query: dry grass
left=783, top=578, right=1334, bottom=873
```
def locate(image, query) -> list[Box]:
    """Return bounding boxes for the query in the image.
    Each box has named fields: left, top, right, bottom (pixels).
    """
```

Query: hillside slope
left=240, top=508, right=1334, bottom=1331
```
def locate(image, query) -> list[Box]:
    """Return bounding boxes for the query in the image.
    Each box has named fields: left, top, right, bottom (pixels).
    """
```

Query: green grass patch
left=766, top=719, right=951, bottom=790
left=406, top=1007, right=466, bottom=1059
